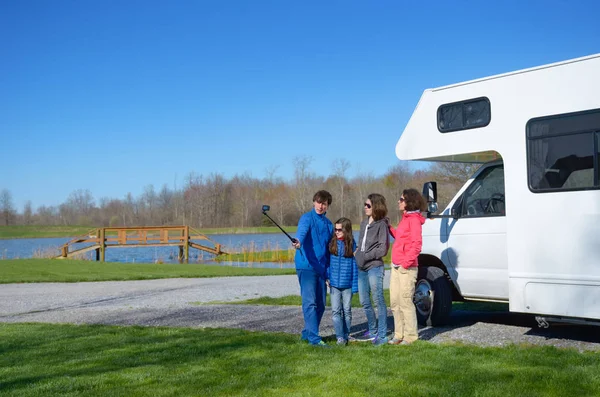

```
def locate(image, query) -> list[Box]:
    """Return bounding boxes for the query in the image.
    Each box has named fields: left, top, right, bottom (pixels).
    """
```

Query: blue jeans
left=330, top=286, right=353, bottom=340
left=297, top=268, right=327, bottom=345
left=358, top=266, right=387, bottom=338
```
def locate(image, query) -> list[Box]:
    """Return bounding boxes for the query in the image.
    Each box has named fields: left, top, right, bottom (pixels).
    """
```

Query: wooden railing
left=56, top=226, right=225, bottom=263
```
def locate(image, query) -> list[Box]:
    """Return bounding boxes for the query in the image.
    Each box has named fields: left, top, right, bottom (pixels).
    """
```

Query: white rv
left=396, top=54, right=600, bottom=327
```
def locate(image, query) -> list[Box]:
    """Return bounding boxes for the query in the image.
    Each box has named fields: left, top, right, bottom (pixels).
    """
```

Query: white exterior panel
left=396, top=54, right=600, bottom=320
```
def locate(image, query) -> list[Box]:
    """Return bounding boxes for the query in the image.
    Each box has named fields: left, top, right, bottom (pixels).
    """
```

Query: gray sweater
left=355, top=218, right=390, bottom=271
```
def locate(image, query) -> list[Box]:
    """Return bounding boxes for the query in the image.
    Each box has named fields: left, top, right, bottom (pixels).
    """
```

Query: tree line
left=0, top=157, right=479, bottom=228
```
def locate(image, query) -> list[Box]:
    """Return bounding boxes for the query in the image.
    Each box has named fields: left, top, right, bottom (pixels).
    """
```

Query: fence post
left=99, top=228, right=106, bottom=262
left=184, top=226, right=189, bottom=264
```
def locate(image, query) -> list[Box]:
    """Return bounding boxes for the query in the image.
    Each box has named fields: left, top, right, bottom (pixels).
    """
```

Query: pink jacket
left=389, top=212, right=426, bottom=269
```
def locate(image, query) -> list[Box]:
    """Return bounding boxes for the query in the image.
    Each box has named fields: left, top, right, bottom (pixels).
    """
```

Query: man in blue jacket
left=292, top=190, right=333, bottom=347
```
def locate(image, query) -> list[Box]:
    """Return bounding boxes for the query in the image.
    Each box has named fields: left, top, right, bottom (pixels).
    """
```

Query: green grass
left=0, top=225, right=96, bottom=239
left=0, top=323, right=598, bottom=396
left=215, top=249, right=295, bottom=263
left=0, top=259, right=295, bottom=283
left=217, top=248, right=390, bottom=264
left=0, top=225, right=299, bottom=239
left=219, top=293, right=509, bottom=312
left=220, top=292, right=374, bottom=308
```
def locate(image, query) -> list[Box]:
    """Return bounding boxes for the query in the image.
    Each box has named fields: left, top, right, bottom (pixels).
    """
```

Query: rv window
left=597, top=132, right=600, bottom=185
left=461, top=165, right=505, bottom=218
left=438, top=97, right=490, bottom=133
left=527, top=108, right=600, bottom=192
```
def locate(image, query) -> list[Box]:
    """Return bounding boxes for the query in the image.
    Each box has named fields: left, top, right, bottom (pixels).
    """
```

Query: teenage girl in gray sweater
left=354, top=193, right=390, bottom=345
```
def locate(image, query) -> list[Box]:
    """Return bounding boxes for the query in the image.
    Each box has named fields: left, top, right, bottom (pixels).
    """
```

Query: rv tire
left=414, top=266, right=452, bottom=326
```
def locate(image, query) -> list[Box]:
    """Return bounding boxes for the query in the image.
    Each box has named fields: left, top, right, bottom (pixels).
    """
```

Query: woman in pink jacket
left=387, top=188, right=426, bottom=345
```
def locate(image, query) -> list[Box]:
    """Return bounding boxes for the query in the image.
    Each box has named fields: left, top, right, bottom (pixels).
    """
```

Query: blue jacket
left=327, top=239, right=359, bottom=293
left=294, top=209, right=333, bottom=279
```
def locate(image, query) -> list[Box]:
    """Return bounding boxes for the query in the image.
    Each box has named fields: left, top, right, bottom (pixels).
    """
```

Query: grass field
left=0, top=323, right=598, bottom=396
left=215, top=248, right=296, bottom=263
left=0, top=225, right=300, bottom=239
left=0, top=259, right=295, bottom=283
left=0, top=225, right=96, bottom=239
left=218, top=248, right=391, bottom=264
left=215, top=293, right=510, bottom=312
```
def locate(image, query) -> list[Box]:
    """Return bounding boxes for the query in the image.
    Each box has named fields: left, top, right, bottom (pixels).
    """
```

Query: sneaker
left=399, top=340, right=415, bottom=346
left=372, top=336, right=388, bottom=346
left=353, top=331, right=377, bottom=342
left=388, top=337, right=403, bottom=345
left=336, top=337, right=348, bottom=346
left=312, top=340, right=331, bottom=348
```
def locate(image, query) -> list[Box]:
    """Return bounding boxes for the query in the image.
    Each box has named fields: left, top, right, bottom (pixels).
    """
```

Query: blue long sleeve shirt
left=294, top=209, right=333, bottom=279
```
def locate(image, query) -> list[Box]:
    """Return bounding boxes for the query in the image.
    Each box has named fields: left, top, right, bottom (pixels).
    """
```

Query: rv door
left=445, top=164, right=508, bottom=300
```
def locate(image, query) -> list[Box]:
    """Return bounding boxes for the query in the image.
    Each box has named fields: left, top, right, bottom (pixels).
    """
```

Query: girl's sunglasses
left=334, top=228, right=344, bottom=232
left=399, top=198, right=405, bottom=202
left=364, top=202, right=372, bottom=209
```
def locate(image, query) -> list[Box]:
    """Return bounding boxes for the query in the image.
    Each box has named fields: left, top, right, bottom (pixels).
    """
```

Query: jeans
left=330, top=286, right=353, bottom=340
left=390, top=265, right=418, bottom=342
left=297, top=268, right=327, bottom=345
left=358, top=266, right=387, bottom=338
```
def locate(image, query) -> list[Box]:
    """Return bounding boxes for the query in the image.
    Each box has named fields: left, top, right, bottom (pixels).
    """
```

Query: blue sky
left=1, top=0, right=599, bottom=210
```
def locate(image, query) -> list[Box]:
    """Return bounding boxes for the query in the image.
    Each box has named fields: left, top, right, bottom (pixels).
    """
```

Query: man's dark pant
left=297, top=267, right=327, bottom=345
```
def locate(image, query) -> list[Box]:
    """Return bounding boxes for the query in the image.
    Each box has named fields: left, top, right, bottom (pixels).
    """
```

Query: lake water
left=0, top=232, right=361, bottom=267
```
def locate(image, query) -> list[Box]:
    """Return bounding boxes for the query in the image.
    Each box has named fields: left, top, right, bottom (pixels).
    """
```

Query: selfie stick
left=261, top=205, right=298, bottom=244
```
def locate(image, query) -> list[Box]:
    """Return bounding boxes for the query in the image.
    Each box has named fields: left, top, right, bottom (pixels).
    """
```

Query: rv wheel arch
left=415, top=257, right=454, bottom=326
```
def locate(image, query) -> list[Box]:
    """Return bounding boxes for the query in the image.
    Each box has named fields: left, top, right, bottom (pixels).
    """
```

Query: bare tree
left=122, top=193, right=136, bottom=226
left=67, top=189, right=95, bottom=215
left=292, top=156, right=314, bottom=213
left=382, top=162, right=412, bottom=203
left=158, top=184, right=173, bottom=225
left=231, top=173, right=254, bottom=227
left=141, top=185, right=157, bottom=225
left=23, top=200, right=32, bottom=225
left=36, top=205, right=58, bottom=225
left=332, top=158, right=351, bottom=218
left=62, top=189, right=96, bottom=225
left=351, top=170, right=377, bottom=222
left=262, top=166, right=292, bottom=225
left=0, top=189, right=15, bottom=226
left=183, top=172, right=205, bottom=227
left=98, top=197, right=124, bottom=227
left=264, top=165, right=280, bottom=184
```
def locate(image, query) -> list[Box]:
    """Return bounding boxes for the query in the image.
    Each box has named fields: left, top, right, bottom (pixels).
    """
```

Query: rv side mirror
left=423, top=182, right=437, bottom=202
left=423, top=182, right=438, bottom=213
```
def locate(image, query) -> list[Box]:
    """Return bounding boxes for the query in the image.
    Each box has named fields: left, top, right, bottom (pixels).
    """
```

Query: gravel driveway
left=1, top=275, right=599, bottom=351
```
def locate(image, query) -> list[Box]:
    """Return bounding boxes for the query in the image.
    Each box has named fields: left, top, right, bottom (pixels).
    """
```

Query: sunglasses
left=399, top=198, right=405, bottom=202
left=364, top=202, right=372, bottom=209
left=334, top=228, right=344, bottom=232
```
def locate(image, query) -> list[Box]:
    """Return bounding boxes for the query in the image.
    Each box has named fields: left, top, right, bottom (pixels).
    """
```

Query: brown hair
left=367, top=193, right=388, bottom=221
left=402, top=188, right=427, bottom=212
left=329, top=217, right=354, bottom=257
left=313, top=190, right=332, bottom=205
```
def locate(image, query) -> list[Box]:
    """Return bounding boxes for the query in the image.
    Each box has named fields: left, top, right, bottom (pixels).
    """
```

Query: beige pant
left=390, top=265, right=418, bottom=342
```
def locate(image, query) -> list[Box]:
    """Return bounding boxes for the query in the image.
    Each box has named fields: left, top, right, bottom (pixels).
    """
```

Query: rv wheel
left=414, top=266, right=452, bottom=326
